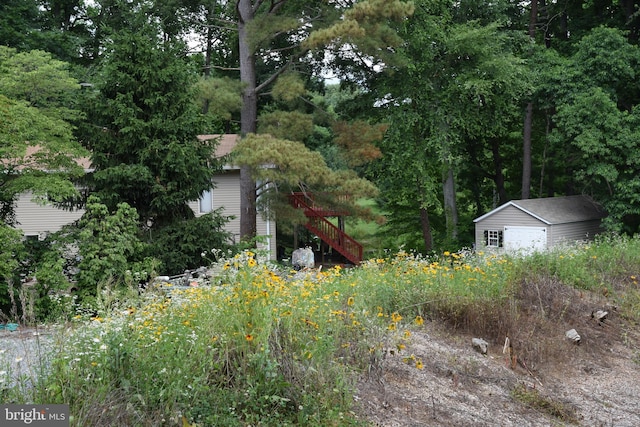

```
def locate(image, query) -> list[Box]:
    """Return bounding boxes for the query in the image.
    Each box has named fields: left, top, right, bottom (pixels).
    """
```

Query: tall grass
left=3, top=236, right=640, bottom=425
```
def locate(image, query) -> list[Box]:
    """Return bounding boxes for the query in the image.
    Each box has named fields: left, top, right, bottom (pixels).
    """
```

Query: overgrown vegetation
left=1, top=235, right=640, bottom=426
left=511, top=382, right=579, bottom=423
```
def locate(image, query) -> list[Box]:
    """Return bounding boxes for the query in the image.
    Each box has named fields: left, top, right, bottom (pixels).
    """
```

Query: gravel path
left=0, top=326, right=59, bottom=390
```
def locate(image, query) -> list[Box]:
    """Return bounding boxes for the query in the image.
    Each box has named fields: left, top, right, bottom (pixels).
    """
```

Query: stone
left=292, top=247, right=315, bottom=270
left=565, top=329, right=581, bottom=344
left=472, top=338, right=488, bottom=355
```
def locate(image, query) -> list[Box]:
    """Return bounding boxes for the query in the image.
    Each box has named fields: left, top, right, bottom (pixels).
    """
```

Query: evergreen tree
left=81, top=17, right=219, bottom=228
left=191, top=0, right=414, bottom=240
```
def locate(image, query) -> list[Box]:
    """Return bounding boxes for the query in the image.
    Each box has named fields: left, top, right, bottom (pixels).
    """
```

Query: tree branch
left=255, top=61, right=292, bottom=93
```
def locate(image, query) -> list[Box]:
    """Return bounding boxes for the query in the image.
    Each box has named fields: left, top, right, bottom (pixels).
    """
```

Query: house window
left=484, top=230, right=503, bottom=248
left=199, top=189, right=213, bottom=213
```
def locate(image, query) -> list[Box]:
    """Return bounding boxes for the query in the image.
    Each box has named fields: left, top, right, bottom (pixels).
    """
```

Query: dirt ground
left=355, top=319, right=640, bottom=427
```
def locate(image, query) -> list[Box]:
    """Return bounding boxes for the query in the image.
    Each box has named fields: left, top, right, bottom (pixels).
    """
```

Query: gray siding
left=475, top=205, right=604, bottom=251
left=475, top=205, right=548, bottom=250
left=15, top=172, right=277, bottom=260
left=14, top=192, right=84, bottom=237
left=189, top=170, right=277, bottom=259
left=549, top=220, right=603, bottom=246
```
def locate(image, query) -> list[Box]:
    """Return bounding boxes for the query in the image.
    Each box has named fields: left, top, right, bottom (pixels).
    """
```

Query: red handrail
left=289, top=192, right=362, bottom=264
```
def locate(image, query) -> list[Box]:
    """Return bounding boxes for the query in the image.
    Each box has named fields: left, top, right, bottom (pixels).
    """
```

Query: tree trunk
left=491, top=138, right=508, bottom=204
left=442, top=166, right=458, bottom=240
left=522, top=0, right=537, bottom=200
left=201, top=7, right=213, bottom=115
left=238, top=0, right=257, bottom=240
left=420, top=206, right=433, bottom=252
left=522, top=102, right=533, bottom=199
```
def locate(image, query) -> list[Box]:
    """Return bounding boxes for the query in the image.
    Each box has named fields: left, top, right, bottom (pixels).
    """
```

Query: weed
left=511, top=383, right=579, bottom=424
left=5, top=236, right=640, bottom=425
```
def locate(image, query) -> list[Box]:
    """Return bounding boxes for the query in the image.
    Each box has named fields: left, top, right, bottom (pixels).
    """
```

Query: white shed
left=473, top=195, right=606, bottom=252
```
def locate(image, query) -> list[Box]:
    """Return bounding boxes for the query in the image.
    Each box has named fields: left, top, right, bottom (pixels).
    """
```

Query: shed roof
left=473, top=195, right=607, bottom=225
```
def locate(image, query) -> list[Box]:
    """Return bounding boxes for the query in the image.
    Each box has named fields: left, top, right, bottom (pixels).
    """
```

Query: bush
left=147, top=210, right=233, bottom=275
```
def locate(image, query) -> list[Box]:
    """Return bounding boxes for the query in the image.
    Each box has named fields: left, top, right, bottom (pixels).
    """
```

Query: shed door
left=503, top=226, right=547, bottom=252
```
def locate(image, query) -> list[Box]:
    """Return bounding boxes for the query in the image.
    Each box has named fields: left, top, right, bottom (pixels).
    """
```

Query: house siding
left=14, top=192, right=84, bottom=237
left=189, top=170, right=277, bottom=259
left=16, top=173, right=276, bottom=259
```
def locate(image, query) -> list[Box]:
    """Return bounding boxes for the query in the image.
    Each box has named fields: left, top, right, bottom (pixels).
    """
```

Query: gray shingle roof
left=474, top=195, right=607, bottom=224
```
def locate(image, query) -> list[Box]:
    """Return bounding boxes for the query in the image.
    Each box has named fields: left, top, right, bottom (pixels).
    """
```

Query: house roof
left=8, top=135, right=240, bottom=171
left=198, top=134, right=240, bottom=158
left=473, top=195, right=607, bottom=225
left=2, top=145, right=93, bottom=172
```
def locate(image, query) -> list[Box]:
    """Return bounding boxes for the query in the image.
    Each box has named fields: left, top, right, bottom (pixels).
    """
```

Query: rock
left=472, top=338, right=488, bottom=355
left=292, top=247, right=315, bottom=270
left=591, top=310, right=608, bottom=325
left=566, top=328, right=581, bottom=344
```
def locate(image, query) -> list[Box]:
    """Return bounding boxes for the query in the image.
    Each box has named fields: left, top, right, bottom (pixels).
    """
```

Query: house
left=189, top=135, right=276, bottom=259
left=12, top=145, right=91, bottom=240
left=12, top=135, right=277, bottom=260
left=473, top=195, right=606, bottom=252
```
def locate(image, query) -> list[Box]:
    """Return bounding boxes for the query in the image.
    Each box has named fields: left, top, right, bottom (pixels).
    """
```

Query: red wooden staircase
left=289, top=192, right=363, bottom=265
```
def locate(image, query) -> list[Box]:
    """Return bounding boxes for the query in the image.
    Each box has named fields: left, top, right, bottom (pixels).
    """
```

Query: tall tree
left=521, top=0, right=538, bottom=199
left=546, top=26, right=640, bottom=233
left=0, top=0, right=41, bottom=51
left=0, top=47, right=87, bottom=224
left=367, top=0, right=531, bottom=250
left=192, top=0, right=414, bottom=241
left=80, top=13, right=219, bottom=228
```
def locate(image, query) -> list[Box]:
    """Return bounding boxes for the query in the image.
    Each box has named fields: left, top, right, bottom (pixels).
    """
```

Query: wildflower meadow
left=2, top=234, right=640, bottom=426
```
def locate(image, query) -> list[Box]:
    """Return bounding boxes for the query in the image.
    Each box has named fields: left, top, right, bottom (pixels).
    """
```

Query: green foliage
left=82, top=21, right=218, bottom=227
left=363, top=1, right=532, bottom=251
left=0, top=47, right=87, bottom=222
left=511, top=383, right=579, bottom=423
left=148, top=211, right=234, bottom=275
left=271, top=72, right=306, bottom=103
left=544, top=27, right=640, bottom=233
left=233, top=133, right=378, bottom=231
left=0, top=47, right=81, bottom=118
left=9, top=236, right=640, bottom=424
left=0, top=0, right=40, bottom=51
left=75, top=196, right=150, bottom=295
left=0, top=224, right=25, bottom=312
left=258, top=110, right=314, bottom=142
left=305, top=0, right=414, bottom=70
left=195, top=76, right=243, bottom=120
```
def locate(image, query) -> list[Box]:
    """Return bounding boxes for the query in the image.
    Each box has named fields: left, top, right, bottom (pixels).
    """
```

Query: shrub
left=75, top=196, right=151, bottom=296
left=147, top=210, right=233, bottom=275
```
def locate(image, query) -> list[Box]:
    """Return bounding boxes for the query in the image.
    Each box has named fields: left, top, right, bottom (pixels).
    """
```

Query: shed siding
left=475, top=205, right=604, bottom=251
left=475, top=205, right=548, bottom=250
left=14, top=192, right=84, bottom=237
left=549, top=220, right=603, bottom=246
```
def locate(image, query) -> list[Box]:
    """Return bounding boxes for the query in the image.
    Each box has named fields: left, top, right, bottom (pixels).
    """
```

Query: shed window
left=484, top=230, right=503, bottom=248
left=199, top=189, right=213, bottom=213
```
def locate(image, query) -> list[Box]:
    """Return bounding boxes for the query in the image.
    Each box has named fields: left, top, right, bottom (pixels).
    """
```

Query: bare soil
left=355, top=318, right=640, bottom=427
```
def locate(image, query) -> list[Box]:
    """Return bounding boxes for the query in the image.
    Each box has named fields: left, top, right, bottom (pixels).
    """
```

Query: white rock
left=565, top=328, right=581, bottom=344
left=472, top=338, right=488, bottom=355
